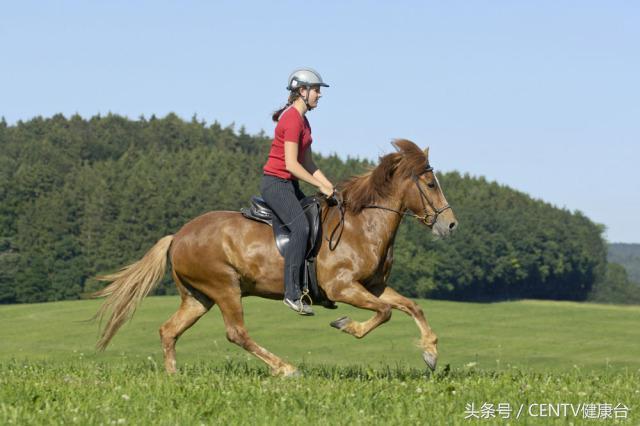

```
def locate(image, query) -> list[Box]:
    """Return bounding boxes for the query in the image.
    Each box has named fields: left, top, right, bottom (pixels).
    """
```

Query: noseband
left=363, top=165, right=451, bottom=227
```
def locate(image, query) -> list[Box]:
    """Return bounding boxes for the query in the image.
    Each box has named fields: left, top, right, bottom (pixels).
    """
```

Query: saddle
left=240, top=196, right=335, bottom=308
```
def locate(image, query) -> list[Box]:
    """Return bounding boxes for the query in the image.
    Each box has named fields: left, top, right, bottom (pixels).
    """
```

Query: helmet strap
left=289, top=86, right=316, bottom=112
left=291, top=87, right=311, bottom=112
left=303, top=86, right=316, bottom=110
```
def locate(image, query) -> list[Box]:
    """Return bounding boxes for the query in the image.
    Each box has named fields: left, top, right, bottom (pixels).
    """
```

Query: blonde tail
left=93, top=235, right=174, bottom=351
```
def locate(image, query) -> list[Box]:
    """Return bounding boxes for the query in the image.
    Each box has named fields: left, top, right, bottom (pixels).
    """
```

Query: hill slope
left=609, top=243, right=640, bottom=283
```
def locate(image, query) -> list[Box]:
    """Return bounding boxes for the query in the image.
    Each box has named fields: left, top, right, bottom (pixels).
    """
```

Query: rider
left=261, top=68, right=335, bottom=315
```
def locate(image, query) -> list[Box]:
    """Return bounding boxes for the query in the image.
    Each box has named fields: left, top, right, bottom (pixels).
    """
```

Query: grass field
left=1, top=296, right=639, bottom=424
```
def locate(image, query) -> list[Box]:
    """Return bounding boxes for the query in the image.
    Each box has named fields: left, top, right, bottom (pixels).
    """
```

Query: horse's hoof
left=330, top=316, right=350, bottom=330
left=422, top=351, right=437, bottom=371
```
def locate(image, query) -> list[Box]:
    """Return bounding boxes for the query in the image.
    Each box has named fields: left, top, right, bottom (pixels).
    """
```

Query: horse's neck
left=355, top=196, right=404, bottom=249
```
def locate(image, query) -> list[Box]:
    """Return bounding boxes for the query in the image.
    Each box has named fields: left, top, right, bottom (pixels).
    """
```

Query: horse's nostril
left=449, top=222, right=457, bottom=230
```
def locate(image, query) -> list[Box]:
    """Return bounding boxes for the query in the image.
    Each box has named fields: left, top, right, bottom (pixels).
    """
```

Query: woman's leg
left=260, top=176, right=310, bottom=302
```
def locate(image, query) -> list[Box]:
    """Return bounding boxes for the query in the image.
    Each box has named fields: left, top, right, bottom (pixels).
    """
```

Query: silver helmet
left=286, top=68, right=329, bottom=91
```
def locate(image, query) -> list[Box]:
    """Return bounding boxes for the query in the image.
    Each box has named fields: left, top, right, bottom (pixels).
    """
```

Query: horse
left=93, top=139, right=457, bottom=376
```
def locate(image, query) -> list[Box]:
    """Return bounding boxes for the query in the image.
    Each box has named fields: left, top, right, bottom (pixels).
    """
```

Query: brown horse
left=93, top=139, right=457, bottom=376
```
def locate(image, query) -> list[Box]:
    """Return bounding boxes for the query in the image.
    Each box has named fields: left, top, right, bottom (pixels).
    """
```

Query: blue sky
left=2, top=1, right=638, bottom=242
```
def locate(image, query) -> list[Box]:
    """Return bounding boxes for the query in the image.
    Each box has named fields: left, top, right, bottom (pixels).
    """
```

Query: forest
left=608, top=243, right=640, bottom=283
left=1, top=114, right=638, bottom=304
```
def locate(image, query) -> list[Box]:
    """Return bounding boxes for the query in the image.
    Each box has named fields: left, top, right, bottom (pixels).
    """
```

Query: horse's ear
left=392, top=139, right=419, bottom=154
left=423, top=147, right=429, bottom=160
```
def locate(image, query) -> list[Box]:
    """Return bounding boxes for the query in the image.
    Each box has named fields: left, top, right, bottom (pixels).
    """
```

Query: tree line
left=608, top=243, right=640, bottom=283
left=0, top=113, right=637, bottom=304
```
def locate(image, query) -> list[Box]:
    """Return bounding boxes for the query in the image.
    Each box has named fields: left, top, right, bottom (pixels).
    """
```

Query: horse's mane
left=339, top=139, right=428, bottom=214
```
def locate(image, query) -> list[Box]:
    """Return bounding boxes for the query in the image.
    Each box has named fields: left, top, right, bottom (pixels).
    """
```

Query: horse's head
left=393, top=140, right=458, bottom=237
left=340, top=139, right=457, bottom=237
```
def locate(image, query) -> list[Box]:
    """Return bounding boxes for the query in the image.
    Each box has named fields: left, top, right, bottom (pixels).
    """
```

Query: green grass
left=1, top=297, right=639, bottom=424
left=2, top=296, right=639, bottom=370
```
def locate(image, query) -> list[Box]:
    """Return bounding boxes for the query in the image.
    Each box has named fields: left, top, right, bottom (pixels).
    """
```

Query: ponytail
left=272, top=91, right=301, bottom=122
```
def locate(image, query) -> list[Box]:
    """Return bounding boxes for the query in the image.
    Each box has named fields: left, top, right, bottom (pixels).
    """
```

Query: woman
left=261, top=68, right=335, bottom=315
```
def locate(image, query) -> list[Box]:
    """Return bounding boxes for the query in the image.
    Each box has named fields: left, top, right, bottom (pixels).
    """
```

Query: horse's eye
left=427, top=182, right=436, bottom=189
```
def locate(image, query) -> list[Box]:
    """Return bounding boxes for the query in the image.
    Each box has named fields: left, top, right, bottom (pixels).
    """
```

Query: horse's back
left=170, top=210, right=280, bottom=286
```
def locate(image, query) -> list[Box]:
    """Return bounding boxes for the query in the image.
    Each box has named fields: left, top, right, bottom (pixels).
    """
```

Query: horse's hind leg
left=215, top=286, right=298, bottom=377
left=376, top=286, right=438, bottom=371
left=159, top=272, right=214, bottom=374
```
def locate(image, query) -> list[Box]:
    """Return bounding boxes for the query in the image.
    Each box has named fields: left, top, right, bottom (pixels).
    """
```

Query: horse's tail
left=92, top=235, right=174, bottom=351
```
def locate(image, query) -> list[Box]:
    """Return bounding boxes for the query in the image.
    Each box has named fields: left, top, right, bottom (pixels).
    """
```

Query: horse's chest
left=362, top=244, right=394, bottom=286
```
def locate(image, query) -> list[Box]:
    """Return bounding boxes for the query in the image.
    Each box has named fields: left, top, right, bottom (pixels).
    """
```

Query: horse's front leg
left=324, top=280, right=392, bottom=339
left=376, top=286, right=438, bottom=371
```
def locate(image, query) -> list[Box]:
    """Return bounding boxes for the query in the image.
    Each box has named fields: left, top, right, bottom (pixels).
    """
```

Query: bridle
left=323, top=165, right=451, bottom=250
left=363, top=165, right=451, bottom=227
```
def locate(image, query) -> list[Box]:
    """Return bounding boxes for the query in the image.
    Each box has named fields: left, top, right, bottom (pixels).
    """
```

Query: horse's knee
left=226, top=326, right=249, bottom=347
left=380, top=304, right=392, bottom=322
left=159, top=325, right=176, bottom=345
left=392, top=297, right=424, bottom=318
left=410, top=302, right=424, bottom=317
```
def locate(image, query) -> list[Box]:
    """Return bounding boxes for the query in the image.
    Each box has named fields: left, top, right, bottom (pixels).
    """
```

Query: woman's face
left=301, top=86, right=322, bottom=109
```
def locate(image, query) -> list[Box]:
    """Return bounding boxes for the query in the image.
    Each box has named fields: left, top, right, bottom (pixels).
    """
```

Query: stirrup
left=301, top=288, right=313, bottom=308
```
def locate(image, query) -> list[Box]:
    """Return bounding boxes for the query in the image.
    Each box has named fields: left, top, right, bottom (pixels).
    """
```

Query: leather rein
left=323, top=165, right=451, bottom=250
left=365, top=166, right=452, bottom=227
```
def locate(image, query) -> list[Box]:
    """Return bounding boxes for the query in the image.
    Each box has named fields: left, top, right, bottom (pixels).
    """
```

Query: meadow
left=1, top=297, right=639, bottom=425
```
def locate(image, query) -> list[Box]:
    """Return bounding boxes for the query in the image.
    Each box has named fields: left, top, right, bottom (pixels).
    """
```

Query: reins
left=365, top=166, right=451, bottom=226
left=322, top=190, right=346, bottom=250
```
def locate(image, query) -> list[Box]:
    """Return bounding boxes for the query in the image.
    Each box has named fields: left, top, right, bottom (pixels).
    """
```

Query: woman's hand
left=319, top=184, right=334, bottom=197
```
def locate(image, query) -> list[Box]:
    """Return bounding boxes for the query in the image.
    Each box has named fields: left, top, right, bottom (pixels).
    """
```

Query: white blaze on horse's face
left=429, top=172, right=457, bottom=237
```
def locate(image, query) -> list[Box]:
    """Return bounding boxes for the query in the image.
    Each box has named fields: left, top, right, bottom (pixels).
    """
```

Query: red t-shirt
left=263, top=106, right=312, bottom=180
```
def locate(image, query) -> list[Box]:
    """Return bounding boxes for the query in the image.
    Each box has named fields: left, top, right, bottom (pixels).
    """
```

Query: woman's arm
left=284, top=142, right=331, bottom=193
left=302, top=148, right=334, bottom=189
